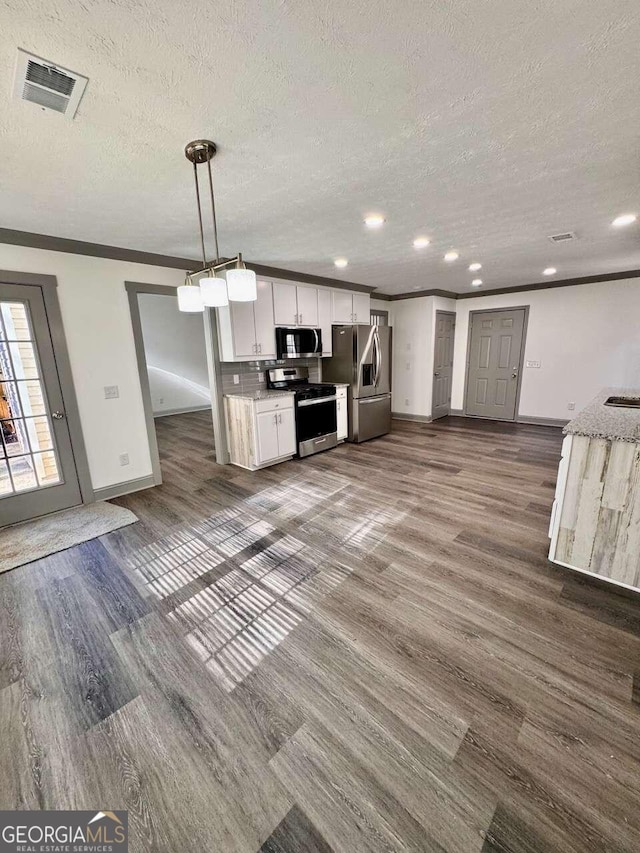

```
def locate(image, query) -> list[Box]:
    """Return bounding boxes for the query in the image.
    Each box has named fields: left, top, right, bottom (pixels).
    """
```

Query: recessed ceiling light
left=612, top=213, right=637, bottom=228
left=471, top=279, right=483, bottom=287
left=413, top=236, right=430, bottom=248
left=468, top=262, right=482, bottom=272
left=543, top=267, right=557, bottom=276
left=334, top=258, right=348, bottom=268
left=444, top=251, right=459, bottom=262
left=364, top=214, right=385, bottom=229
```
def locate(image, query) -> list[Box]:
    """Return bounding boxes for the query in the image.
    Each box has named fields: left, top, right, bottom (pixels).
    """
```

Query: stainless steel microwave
left=275, top=327, right=322, bottom=359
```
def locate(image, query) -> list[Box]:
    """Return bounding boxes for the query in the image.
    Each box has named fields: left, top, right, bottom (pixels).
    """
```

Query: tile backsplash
left=221, top=358, right=321, bottom=395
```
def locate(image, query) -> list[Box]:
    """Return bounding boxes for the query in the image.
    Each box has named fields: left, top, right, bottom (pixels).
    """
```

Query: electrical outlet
left=526, top=360, right=541, bottom=369
left=406, top=362, right=411, bottom=370
left=567, top=402, right=575, bottom=411
left=233, top=374, right=240, bottom=385
left=104, top=385, right=119, bottom=399
left=158, top=397, right=164, bottom=405
left=257, top=372, right=264, bottom=383
left=405, top=398, right=409, bottom=406
left=119, top=453, right=130, bottom=467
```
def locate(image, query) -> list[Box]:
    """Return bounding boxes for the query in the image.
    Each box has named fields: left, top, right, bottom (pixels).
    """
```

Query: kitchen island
left=548, top=388, right=640, bottom=592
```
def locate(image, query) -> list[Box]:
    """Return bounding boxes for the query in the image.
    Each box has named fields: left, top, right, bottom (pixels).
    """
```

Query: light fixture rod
left=205, top=154, right=220, bottom=262
left=187, top=255, right=242, bottom=278
left=192, top=160, right=208, bottom=268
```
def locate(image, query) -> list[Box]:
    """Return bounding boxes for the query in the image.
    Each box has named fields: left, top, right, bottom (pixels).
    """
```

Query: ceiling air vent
left=547, top=232, right=577, bottom=244
left=13, top=49, right=88, bottom=118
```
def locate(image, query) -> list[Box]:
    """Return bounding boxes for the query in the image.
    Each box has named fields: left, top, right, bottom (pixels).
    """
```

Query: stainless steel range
left=267, top=367, right=337, bottom=457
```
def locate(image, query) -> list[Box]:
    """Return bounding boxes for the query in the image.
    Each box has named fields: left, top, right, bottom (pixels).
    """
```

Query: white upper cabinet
left=217, top=279, right=276, bottom=361
left=331, top=290, right=370, bottom=324
left=296, top=286, right=318, bottom=326
left=253, top=280, right=277, bottom=358
left=352, top=292, right=370, bottom=324
left=331, top=290, right=354, bottom=323
left=272, top=283, right=298, bottom=326
left=272, top=282, right=318, bottom=327
left=317, top=289, right=332, bottom=356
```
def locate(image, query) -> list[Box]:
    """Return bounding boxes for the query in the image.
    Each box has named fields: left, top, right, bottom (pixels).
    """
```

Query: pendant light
left=178, top=139, right=257, bottom=312
left=177, top=276, right=204, bottom=312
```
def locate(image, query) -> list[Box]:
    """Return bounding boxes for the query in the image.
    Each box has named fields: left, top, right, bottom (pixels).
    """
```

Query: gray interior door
left=1, top=283, right=82, bottom=526
left=465, top=308, right=526, bottom=420
left=432, top=311, right=455, bottom=419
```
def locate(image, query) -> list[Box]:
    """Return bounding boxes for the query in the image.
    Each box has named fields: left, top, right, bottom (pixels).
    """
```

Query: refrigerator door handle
left=373, top=328, right=382, bottom=386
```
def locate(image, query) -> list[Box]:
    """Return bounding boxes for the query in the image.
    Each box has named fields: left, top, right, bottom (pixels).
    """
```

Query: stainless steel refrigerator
left=323, top=324, right=392, bottom=442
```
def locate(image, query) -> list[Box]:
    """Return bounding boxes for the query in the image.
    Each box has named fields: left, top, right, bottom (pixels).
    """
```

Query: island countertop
left=563, top=388, right=640, bottom=443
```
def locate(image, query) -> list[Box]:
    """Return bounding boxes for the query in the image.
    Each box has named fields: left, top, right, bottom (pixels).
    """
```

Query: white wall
left=0, top=244, right=183, bottom=489
left=389, top=295, right=455, bottom=417
left=138, top=293, right=209, bottom=415
left=451, top=278, right=640, bottom=419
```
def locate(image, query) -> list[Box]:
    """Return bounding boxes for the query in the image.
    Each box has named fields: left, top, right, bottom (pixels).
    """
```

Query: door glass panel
left=0, top=300, right=64, bottom=498
left=0, top=460, right=11, bottom=495
left=9, top=456, right=38, bottom=491
left=9, top=341, right=39, bottom=378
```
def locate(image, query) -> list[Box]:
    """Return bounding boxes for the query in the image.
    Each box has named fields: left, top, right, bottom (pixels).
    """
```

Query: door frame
left=432, top=310, right=456, bottom=419
left=125, top=280, right=229, bottom=487
left=462, top=305, right=529, bottom=422
left=0, top=269, right=94, bottom=506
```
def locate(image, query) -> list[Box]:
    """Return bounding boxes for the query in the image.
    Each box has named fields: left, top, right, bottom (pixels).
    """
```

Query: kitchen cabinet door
left=255, top=410, right=280, bottom=463
left=276, top=407, right=297, bottom=457
left=296, top=286, right=318, bottom=326
left=317, top=289, right=332, bottom=356
left=332, top=290, right=353, bottom=323
left=254, top=280, right=277, bottom=358
left=272, top=282, right=298, bottom=326
left=336, top=393, right=348, bottom=440
left=352, top=292, right=370, bottom=324
left=230, top=300, right=257, bottom=357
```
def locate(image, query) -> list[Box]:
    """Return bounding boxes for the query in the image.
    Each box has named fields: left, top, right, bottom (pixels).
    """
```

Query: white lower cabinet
left=336, top=387, right=348, bottom=440
left=225, top=394, right=296, bottom=470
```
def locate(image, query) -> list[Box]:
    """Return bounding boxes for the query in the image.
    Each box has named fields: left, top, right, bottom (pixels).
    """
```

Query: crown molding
left=0, top=228, right=374, bottom=293
left=374, top=268, right=640, bottom=302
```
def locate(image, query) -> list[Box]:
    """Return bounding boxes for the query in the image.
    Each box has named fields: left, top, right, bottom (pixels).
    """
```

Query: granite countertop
left=564, top=388, right=640, bottom=443
left=224, top=389, right=295, bottom=401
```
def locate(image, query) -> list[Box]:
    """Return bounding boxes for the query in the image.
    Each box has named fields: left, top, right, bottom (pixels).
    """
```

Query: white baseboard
left=391, top=412, right=432, bottom=423
left=93, top=474, right=157, bottom=501
left=450, top=409, right=567, bottom=428
left=153, top=405, right=211, bottom=418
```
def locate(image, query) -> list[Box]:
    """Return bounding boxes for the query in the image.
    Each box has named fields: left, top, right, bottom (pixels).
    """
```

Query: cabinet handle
left=258, top=343, right=262, bottom=354
left=274, top=414, right=278, bottom=425
left=252, top=343, right=257, bottom=354
left=294, top=313, right=298, bottom=324
left=299, top=313, right=302, bottom=324
left=278, top=413, right=282, bottom=424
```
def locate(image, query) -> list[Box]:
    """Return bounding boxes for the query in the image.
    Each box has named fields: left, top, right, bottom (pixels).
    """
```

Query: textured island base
left=551, top=434, right=640, bottom=590
left=0, top=502, right=138, bottom=573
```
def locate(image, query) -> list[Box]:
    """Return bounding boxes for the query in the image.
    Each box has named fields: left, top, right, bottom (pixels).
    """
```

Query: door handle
left=434, top=372, right=440, bottom=377
left=52, top=411, right=65, bottom=420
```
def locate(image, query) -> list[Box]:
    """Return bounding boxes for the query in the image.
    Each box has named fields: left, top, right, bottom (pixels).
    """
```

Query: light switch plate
left=233, top=375, right=240, bottom=385
left=119, top=453, right=130, bottom=466
left=104, top=385, right=119, bottom=399
left=526, top=360, right=541, bottom=369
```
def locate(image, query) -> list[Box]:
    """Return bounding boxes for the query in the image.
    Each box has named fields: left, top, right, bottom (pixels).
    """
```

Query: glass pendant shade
left=226, top=268, right=257, bottom=302
left=177, top=284, right=204, bottom=313
left=200, top=275, right=228, bottom=307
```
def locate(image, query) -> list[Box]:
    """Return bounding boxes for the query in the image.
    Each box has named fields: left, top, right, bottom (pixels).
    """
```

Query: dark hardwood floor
left=2, top=411, right=640, bottom=852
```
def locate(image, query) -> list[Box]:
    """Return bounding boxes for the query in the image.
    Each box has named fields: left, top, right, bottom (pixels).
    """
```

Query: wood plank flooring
left=2, top=411, right=640, bottom=852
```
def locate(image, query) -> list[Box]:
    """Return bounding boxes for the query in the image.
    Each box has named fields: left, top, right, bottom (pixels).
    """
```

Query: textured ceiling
left=1, top=0, right=640, bottom=294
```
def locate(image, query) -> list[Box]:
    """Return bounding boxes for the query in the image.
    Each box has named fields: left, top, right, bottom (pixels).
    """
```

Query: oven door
left=296, top=396, right=338, bottom=457
left=276, top=327, right=322, bottom=359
